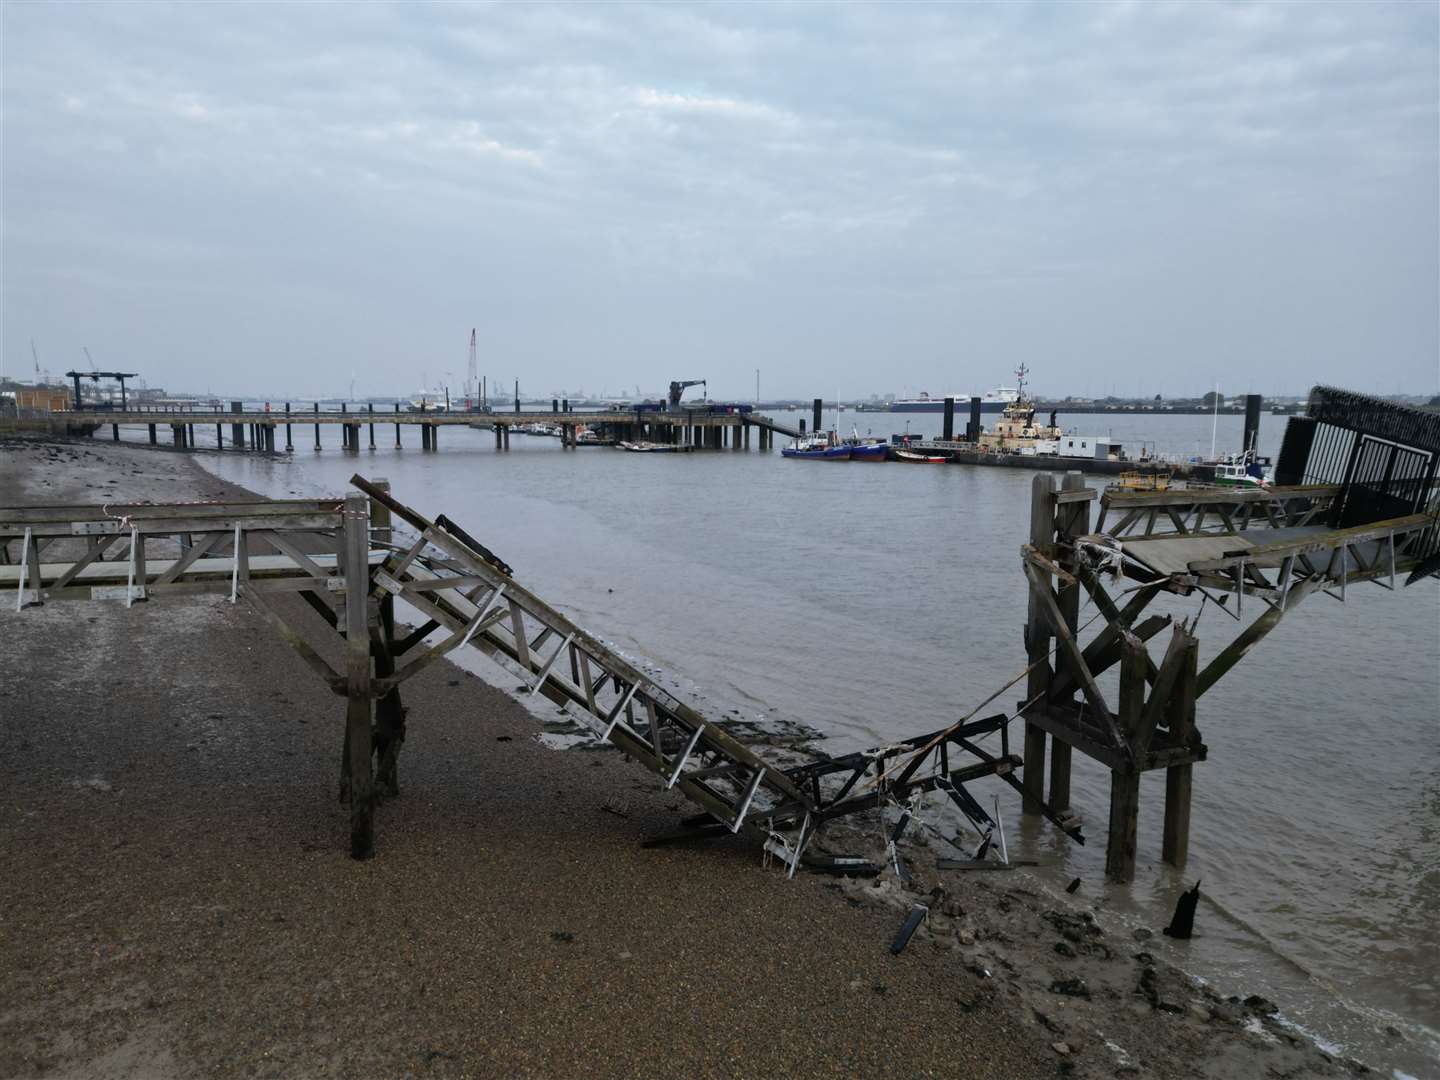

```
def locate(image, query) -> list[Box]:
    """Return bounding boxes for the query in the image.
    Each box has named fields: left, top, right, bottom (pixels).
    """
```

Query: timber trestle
left=2, top=475, right=1053, bottom=871
left=1014, top=386, right=1440, bottom=881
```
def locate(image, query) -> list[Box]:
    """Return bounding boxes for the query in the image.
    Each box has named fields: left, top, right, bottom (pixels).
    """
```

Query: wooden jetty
left=39, top=401, right=801, bottom=453
left=1014, top=387, right=1439, bottom=880
left=1, top=475, right=1049, bottom=868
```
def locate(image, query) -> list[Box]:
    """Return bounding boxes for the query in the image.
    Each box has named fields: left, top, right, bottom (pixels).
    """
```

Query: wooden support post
left=1022, top=473, right=1056, bottom=814
left=1162, top=637, right=1199, bottom=866
left=1049, top=472, right=1087, bottom=814
left=368, top=481, right=405, bottom=797
left=342, top=492, right=374, bottom=858
left=1105, top=636, right=1147, bottom=883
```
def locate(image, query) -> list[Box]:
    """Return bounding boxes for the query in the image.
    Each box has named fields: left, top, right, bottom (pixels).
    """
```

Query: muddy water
left=159, top=409, right=1436, bottom=1078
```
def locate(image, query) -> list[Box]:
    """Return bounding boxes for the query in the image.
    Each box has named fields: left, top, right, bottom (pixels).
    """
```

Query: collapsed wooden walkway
left=1011, top=386, right=1440, bottom=880
left=1, top=477, right=1054, bottom=870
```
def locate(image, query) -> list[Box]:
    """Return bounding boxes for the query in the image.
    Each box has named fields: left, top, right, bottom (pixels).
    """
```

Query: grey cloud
left=2, top=0, right=1435, bottom=401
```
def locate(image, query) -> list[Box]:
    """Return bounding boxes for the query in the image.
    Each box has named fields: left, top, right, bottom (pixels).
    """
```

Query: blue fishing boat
left=781, top=432, right=850, bottom=460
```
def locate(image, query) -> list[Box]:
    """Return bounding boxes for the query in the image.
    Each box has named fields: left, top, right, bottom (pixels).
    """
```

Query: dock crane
left=668, top=379, right=706, bottom=410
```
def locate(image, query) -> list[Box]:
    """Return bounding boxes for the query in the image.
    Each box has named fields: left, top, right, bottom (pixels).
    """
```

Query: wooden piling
left=1105, top=636, right=1148, bottom=883
left=1022, top=473, right=1056, bottom=814
left=1162, top=638, right=1199, bottom=866
left=342, top=492, right=374, bottom=858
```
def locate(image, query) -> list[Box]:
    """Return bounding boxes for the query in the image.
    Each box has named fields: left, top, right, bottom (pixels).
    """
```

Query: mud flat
left=0, top=436, right=1377, bottom=1079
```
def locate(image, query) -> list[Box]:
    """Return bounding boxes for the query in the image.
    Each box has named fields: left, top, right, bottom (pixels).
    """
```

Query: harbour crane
left=668, top=379, right=706, bottom=410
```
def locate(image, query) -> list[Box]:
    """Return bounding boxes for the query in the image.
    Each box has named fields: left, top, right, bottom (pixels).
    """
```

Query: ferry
left=889, top=386, right=1020, bottom=413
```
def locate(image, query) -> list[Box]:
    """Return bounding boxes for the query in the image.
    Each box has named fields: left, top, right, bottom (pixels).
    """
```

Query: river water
left=128, top=408, right=1436, bottom=1077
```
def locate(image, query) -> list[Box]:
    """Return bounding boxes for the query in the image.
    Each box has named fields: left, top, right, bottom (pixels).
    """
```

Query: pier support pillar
left=431, top=424, right=438, bottom=450
left=494, top=427, right=501, bottom=450
left=1162, top=639, right=1199, bottom=867
left=111, top=423, right=120, bottom=442
left=286, top=404, right=293, bottom=451
left=339, top=493, right=374, bottom=859
left=233, top=422, right=244, bottom=449
left=394, top=404, right=402, bottom=448
left=1105, top=636, right=1148, bottom=883
left=314, top=404, right=321, bottom=450
left=1022, top=473, right=1056, bottom=815
left=503, top=426, right=510, bottom=449
left=171, top=424, right=183, bottom=447
left=148, top=423, right=157, bottom=445
left=217, top=425, right=224, bottom=449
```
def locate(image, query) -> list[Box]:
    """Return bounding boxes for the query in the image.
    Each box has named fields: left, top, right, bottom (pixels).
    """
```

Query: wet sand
left=0, top=437, right=1373, bottom=1078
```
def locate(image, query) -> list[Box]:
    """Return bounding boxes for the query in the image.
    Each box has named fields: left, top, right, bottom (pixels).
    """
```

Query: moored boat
left=894, top=449, right=947, bottom=463
left=781, top=432, right=850, bottom=460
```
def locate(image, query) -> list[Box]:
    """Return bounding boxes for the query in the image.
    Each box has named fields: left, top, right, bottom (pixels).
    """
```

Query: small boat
left=1209, top=452, right=1270, bottom=488
left=841, top=427, right=888, bottom=461
left=619, top=440, right=682, bottom=453
left=782, top=432, right=850, bottom=460
left=894, top=449, right=947, bottom=463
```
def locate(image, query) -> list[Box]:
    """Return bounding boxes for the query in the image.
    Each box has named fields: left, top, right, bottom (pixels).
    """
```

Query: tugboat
left=977, top=365, right=1062, bottom=452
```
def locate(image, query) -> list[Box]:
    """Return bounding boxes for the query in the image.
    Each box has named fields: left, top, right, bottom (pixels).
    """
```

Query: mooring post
left=1049, top=472, right=1087, bottom=814
left=368, top=403, right=375, bottom=449
left=313, top=403, right=321, bottom=450
left=1162, top=637, right=1199, bottom=866
left=394, top=403, right=401, bottom=448
left=342, top=492, right=375, bottom=858
left=1022, top=472, right=1056, bottom=814
left=1106, top=636, right=1147, bottom=883
left=285, top=403, right=292, bottom=450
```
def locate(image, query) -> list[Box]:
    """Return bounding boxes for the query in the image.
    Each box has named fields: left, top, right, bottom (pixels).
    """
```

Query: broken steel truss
left=3, top=476, right=1063, bottom=870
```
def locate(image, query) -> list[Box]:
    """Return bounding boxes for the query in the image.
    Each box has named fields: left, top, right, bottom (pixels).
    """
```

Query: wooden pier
left=42, top=402, right=797, bottom=452
left=2, top=475, right=1048, bottom=867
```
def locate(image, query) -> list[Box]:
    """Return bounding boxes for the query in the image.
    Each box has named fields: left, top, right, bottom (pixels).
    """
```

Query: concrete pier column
left=968, top=397, right=982, bottom=442
left=494, top=427, right=502, bottom=450
left=943, top=398, right=955, bottom=441
left=314, top=403, right=321, bottom=450
left=217, top=424, right=224, bottom=449
left=172, top=424, right=183, bottom=447
left=368, top=404, right=376, bottom=449
left=503, top=426, right=510, bottom=449
left=394, top=404, right=402, bottom=447
left=431, top=424, right=438, bottom=450
left=813, top=398, right=823, bottom=434
left=148, top=423, right=157, bottom=445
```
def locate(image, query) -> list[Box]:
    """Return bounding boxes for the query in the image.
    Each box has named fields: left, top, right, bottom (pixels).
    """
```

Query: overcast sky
left=3, top=2, right=1436, bottom=402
